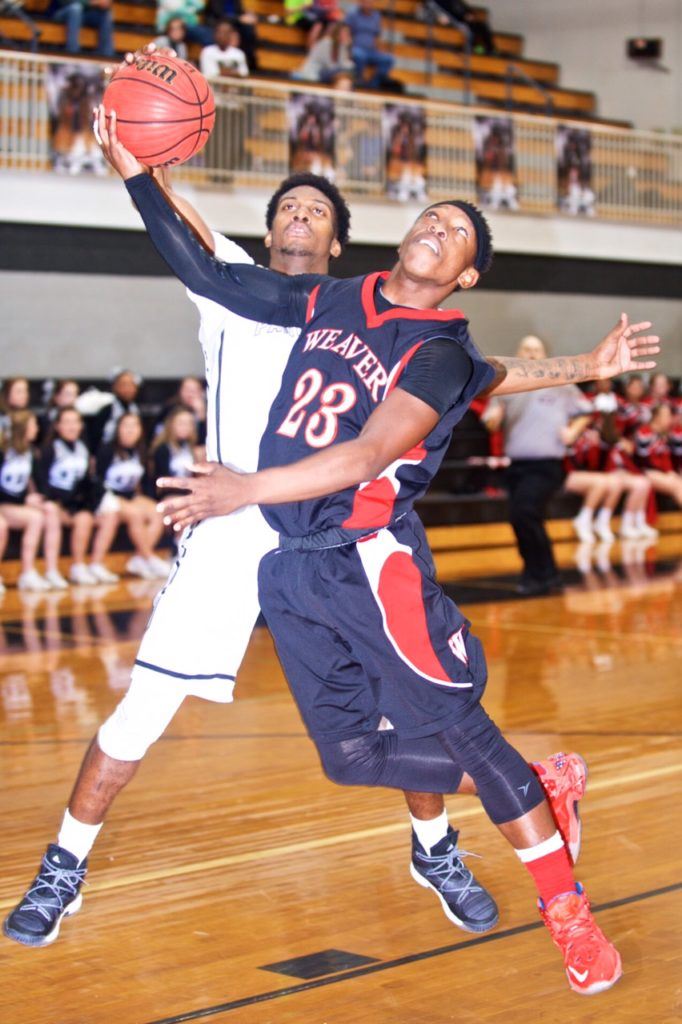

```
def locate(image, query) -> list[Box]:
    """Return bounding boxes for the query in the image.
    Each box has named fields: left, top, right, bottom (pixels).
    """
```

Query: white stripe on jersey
left=187, top=231, right=300, bottom=473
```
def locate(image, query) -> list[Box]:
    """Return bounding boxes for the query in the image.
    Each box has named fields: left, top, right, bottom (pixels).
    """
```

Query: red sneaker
left=540, top=885, right=622, bottom=995
left=532, top=752, right=587, bottom=864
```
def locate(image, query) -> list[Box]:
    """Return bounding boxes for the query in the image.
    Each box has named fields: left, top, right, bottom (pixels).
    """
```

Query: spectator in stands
left=647, top=371, right=680, bottom=417
left=616, top=372, right=650, bottom=435
left=95, top=413, right=169, bottom=580
left=0, top=411, right=65, bottom=592
left=563, top=414, right=655, bottom=542
left=155, top=375, right=207, bottom=450
left=40, top=378, right=80, bottom=441
left=0, top=376, right=31, bottom=440
left=83, top=369, right=142, bottom=452
left=292, top=22, right=355, bottom=83
left=150, top=406, right=197, bottom=497
left=37, top=407, right=120, bottom=585
left=430, top=0, right=495, bottom=56
left=156, top=0, right=213, bottom=46
left=200, top=20, right=250, bottom=78
left=154, top=16, right=190, bottom=61
left=346, top=0, right=395, bottom=89
left=52, top=0, right=115, bottom=58
left=484, top=334, right=591, bottom=596
left=204, top=0, right=258, bottom=72
left=634, top=404, right=682, bottom=508
left=285, top=0, right=343, bottom=49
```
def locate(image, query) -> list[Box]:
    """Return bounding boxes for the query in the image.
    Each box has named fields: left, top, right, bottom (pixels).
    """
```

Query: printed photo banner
left=288, top=92, right=336, bottom=180
left=382, top=103, right=428, bottom=203
left=47, top=64, right=106, bottom=175
left=556, top=125, right=595, bottom=216
left=472, top=115, right=519, bottom=210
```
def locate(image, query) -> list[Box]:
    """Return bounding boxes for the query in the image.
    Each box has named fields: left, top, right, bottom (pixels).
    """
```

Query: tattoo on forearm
left=494, top=355, right=589, bottom=384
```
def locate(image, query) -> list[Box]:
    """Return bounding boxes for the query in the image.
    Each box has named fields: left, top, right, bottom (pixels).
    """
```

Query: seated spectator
left=285, top=0, right=343, bottom=48
left=154, top=16, right=190, bottom=61
left=346, top=0, right=395, bottom=90
left=429, top=0, right=495, bottom=55
left=0, top=376, right=31, bottom=441
left=37, top=407, right=120, bottom=585
left=39, top=378, right=80, bottom=442
left=616, top=373, right=650, bottom=436
left=95, top=413, right=169, bottom=580
left=51, top=0, right=115, bottom=58
left=0, top=411, right=65, bottom=592
left=292, top=22, right=355, bottom=83
left=155, top=375, right=207, bottom=450
left=150, top=406, right=197, bottom=497
left=200, top=20, right=250, bottom=78
left=81, top=369, right=142, bottom=452
left=156, top=0, right=213, bottom=46
left=204, top=0, right=258, bottom=72
left=634, top=404, right=682, bottom=508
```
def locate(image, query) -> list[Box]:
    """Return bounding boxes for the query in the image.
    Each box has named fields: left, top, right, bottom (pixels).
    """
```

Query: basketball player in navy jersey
left=88, top=113, right=663, bottom=993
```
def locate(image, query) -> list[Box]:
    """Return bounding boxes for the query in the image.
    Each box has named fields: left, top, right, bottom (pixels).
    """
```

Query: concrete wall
left=1, top=269, right=679, bottom=378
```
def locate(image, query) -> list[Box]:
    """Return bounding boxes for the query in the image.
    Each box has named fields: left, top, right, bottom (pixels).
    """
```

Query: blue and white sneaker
left=3, top=844, right=87, bottom=947
left=410, top=827, right=499, bottom=933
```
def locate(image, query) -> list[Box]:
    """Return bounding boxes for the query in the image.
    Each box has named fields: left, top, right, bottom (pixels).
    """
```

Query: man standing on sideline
left=484, top=334, right=592, bottom=596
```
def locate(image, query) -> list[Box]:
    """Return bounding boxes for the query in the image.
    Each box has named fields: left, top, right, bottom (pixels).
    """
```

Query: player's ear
left=457, top=266, right=479, bottom=290
left=330, top=238, right=341, bottom=259
left=264, top=231, right=272, bottom=250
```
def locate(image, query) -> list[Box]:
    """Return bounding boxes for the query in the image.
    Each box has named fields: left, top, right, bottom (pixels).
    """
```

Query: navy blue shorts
left=258, top=512, right=488, bottom=743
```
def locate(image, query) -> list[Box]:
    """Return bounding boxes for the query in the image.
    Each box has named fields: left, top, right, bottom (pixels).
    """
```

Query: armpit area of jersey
left=396, top=337, right=475, bottom=415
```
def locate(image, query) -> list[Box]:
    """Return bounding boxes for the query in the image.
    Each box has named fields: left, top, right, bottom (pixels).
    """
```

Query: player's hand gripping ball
left=102, top=53, right=215, bottom=167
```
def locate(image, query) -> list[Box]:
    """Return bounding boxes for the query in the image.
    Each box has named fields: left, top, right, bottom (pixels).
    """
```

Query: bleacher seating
left=0, top=0, right=617, bottom=124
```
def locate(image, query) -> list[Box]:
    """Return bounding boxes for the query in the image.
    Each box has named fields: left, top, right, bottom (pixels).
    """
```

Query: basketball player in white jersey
left=4, top=128, right=661, bottom=946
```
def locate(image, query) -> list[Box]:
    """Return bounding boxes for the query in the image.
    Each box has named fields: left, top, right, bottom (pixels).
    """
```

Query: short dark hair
left=266, top=173, right=351, bottom=248
left=426, top=200, right=493, bottom=274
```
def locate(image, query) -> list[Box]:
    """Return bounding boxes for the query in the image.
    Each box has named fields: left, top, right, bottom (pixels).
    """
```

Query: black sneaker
left=3, top=844, right=87, bottom=947
left=410, top=827, right=499, bottom=933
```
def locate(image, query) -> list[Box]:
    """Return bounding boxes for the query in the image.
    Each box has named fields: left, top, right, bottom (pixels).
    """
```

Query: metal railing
left=0, top=50, right=680, bottom=226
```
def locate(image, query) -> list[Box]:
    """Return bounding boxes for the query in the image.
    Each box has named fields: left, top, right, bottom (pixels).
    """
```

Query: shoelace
left=547, top=903, right=603, bottom=963
left=18, top=861, right=87, bottom=923
left=419, top=845, right=483, bottom=905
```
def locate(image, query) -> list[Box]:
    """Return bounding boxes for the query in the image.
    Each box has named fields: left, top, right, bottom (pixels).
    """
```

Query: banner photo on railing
left=47, top=63, right=106, bottom=176
left=472, top=115, right=519, bottom=211
left=382, top=103, right=428, bottom=203
left=288, top=92, right=335, bottom=180
left=556, top=124, right=595, bottom=216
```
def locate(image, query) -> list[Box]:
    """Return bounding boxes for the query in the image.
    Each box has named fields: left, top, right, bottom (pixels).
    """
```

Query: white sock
left=574, top=506, right=593, bottom=526
left=57, top=809, right=103, bottom=864
left=595, top=507, right=612, bottom=528
left=622, top=510, right=636, bottom=530
left=634, top=510, right=646, bottom=528
left=513, top=830, right=564, bottom=863
left=410, top=809, right=449, bottom=853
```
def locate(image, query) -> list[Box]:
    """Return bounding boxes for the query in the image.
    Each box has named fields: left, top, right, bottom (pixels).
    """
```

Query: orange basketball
left=103, top=55, right=215, bottom=167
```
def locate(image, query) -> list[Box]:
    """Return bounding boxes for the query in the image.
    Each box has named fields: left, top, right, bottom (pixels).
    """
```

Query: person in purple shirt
left=346, top=0, right=395, bottom=89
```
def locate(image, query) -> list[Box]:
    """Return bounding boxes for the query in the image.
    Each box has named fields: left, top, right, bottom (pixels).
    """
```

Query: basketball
left=102, top=54, right=216, bottom=167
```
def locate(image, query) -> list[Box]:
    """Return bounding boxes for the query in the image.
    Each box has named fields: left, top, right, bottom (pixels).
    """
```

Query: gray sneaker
left=410, top=827, right=499, bottom=933
left=3, top=844, right=87, bottom=947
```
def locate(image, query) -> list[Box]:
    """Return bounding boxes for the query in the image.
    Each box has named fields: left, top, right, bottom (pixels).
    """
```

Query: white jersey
left=123, top=232, right=301, bottom=706
left=188, top=232, right=300, bottom=472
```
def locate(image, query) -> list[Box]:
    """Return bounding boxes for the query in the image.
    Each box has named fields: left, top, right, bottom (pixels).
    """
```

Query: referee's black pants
left=506, top=458, right=566, bottom=584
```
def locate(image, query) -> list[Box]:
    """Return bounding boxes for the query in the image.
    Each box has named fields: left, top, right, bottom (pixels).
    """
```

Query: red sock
left=518, top=839, right=576, bottom=905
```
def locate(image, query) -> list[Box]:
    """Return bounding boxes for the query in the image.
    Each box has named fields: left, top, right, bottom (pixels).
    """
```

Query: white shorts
left=131, top=506, right=278, bottom=702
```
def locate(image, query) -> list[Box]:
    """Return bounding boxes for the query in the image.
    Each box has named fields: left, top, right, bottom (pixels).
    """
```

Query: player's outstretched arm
left=485, top=314, right=660, bottom=396
left=151, top=167, right=215, bottom=253
left=157, top=389, right=441, bottom=530
left=94, top=106, right=315, bottom=326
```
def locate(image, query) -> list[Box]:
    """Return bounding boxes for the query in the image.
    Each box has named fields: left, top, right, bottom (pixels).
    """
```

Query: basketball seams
left=136, top=127, right=209, bottom=162
left=107, top=74, right=206, bottom=108
left=176, top=62, right=206, bottom=150
left=116, top=110, right=215, bottom=127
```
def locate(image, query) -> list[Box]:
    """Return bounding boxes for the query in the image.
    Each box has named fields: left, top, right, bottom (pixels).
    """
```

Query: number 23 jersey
left=257, top=271, right=494, bottom=538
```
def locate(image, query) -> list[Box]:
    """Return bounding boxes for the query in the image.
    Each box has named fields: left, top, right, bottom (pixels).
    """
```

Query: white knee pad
left=97, top=670, right=187, bottom=761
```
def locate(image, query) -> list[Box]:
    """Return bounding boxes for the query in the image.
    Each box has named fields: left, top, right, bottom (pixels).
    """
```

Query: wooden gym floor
left=0, top=536, right=680, bottom=1024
